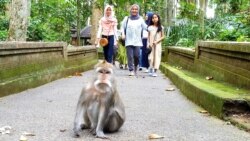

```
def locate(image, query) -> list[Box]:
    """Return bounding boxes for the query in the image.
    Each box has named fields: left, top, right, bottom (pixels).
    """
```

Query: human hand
left=149, top=43, right=153, bottom=48
left=121, top=34, right=125, bottom=40
left=95, top=39, right=100, bottom=48
left=153, top=41, right=158, bottom=46
left=114, top=40, right=118, bottom=46
left=95, top=40, right=98, bottom=46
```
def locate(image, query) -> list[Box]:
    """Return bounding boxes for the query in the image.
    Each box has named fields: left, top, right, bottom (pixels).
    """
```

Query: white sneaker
left=152, top=73, right=157, bottom=77
left=148, top=68, right=153, bottom=76
left=129, top=71, right=135, bottom=76
left=144, top=69, right=149, bottom=73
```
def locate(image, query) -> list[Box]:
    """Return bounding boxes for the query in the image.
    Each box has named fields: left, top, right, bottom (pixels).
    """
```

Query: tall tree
left=77, top=0, right=81, bottom=45
left=8, top=0, right=31, bottom=41
left=199, top=0, right=207, bottom=39
left=166, top=0, right=175, bottom=27
left=90, top=1, right=102, bottom=45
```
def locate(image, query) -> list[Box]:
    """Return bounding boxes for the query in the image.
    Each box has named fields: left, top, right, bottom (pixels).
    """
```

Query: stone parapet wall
left=163, top=41, right=250, bottom=89
left=196, top=41, right=250, bottom=89
left=65, top=46, right=98, bottom=71
left=0, top=42, right=67, bottom=82
left=164, top=46, right=195, bottom=71
left=0, top=42, right=98, bottom=97
left=161, top=41, right=250, bottom=123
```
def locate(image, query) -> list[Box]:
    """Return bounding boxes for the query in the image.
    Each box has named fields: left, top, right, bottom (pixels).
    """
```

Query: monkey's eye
left=98, top=70, right=104, bottom=74
left=105, top=71, right=111, bottom=74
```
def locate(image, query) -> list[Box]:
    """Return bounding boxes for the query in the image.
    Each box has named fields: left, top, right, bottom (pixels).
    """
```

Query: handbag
left=146, top=46, right=152, bottom=54
left=99, top=38, right=108, bottom=47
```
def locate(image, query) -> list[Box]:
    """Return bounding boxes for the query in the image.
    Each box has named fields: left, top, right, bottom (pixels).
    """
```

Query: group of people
left=95, top=4, right=165, bottom=77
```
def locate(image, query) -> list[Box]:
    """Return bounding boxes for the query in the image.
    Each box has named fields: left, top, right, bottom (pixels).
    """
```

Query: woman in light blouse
left=121, top=4, right=147, bottom=76
left=95, top=5, right=118, bottom=63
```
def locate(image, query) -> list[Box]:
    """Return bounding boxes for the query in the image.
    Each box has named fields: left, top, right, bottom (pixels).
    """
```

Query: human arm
left=113, top=20, right=119, bottom=46
left=141, top=17, right=148, bottom=30
left=153, top=27, right=165, bottom=45
left=121, top=17, right=127, bottom=40
left=147, top=26, right=153, bottom=47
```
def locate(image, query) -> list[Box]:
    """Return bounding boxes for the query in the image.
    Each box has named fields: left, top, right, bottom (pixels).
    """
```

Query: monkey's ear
left=94, top=60, right=114, bottom=70
left=102, top=60, right=107, bottom=64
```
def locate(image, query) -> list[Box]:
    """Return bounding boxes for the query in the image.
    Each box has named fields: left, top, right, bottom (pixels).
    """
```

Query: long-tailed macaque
left=73, top=60, right=125, bottom=139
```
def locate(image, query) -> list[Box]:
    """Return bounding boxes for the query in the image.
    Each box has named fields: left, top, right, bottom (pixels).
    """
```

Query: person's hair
left=149, top=14, right=162, bottom=33
left=145, top=12, right=153, bottom=26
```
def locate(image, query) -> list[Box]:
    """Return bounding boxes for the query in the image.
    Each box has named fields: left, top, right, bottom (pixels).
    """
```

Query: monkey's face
left=94, top=66, right=114, bottom=93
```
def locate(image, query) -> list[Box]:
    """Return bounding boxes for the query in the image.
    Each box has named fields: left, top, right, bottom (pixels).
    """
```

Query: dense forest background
left=0, top=0, right=249, bottom=47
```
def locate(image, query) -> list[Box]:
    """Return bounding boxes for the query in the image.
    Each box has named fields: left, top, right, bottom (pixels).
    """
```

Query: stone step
left=160, top=63, right=250, bottom=132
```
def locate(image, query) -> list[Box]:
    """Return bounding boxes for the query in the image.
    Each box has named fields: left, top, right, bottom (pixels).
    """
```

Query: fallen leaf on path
left=165, top=88, right=175, bottom=91
left=19, top=135, right=28, bottom=141
left=22, top=131, right=35, bottom=136
left=73, top=72, right=82, bottom=76
left=205, top=76, right=213, bottom=80
left=67, top=76, right=72, bottom=78
left=60, top=129, right=66, bottom=132
left=198, top=110, right=208, bottom=114
left=148, top=133, right=164, bottom=139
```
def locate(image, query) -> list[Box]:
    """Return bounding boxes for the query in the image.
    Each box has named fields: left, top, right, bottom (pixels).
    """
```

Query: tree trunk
left=77, top=0, right=81, bottom=46
left=199, top=0, right=206, bottom=39
left=90, top=2, right=102, bottom=45
left=167, top=0, right=174, bottom=27
left=8, top=0, right=31, bottom=41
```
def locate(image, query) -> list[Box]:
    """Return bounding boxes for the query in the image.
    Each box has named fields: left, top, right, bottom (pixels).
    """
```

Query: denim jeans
left=126, top=46, right=140, bottom=71
left=102, top=35, right=114, bottom=63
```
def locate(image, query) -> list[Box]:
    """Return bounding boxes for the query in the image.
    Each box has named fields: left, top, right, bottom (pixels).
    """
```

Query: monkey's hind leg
left=73, top=104, right=90, bottom=137
left=104, top=109, right=124, bottom=133
left=87, top=103, right=99, bottom=135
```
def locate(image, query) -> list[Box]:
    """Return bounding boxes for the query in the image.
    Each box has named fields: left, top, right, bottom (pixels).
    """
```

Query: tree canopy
left=0, top=0, right=249, bottom=46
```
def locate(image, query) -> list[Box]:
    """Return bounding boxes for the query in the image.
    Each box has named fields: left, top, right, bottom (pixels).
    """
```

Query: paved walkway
left=0, top=65, right=250, bottom=141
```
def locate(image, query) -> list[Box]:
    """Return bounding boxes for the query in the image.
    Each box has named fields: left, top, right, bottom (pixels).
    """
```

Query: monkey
left=73, top=60, right=125, bottom=139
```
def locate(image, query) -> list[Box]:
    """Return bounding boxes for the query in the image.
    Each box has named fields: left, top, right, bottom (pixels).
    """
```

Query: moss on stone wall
left=0, top=58, right=97, bottom=97
left=160, top=63, right=250, bottom=118
left=0, top=43, right=98, bottom=97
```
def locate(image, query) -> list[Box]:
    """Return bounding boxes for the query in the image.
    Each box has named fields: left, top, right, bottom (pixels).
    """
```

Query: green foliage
left=117, top=43, right=127, bottom=65
left=0, top=0, right=9, bottom=41
left=204, top=13, right=250, bottom=41
left=0, top=30, right=7, bottom=41
left=27, top=0, right=81, bottom=42
left=0, top=16, right=8, bottom=40
left=1, top=0, right=249, bottom=43
left=166, top=0, right=250, bottom=47
left=166, top=20, right=201, bottom=47
left=179, top=2, right=200, bottom=21
left=167, top=12, right=250, bottom=47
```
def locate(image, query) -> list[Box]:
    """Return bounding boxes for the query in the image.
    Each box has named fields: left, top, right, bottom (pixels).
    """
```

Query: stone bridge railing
left=163, top=41, right=250, bottom=89
left=161, top=41, right=250, bottom=120
left=0, top=42, right=98, bottom=97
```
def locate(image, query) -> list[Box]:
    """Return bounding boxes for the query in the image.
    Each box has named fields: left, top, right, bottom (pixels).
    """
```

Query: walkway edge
left=160, top=63, right=249, bottom=124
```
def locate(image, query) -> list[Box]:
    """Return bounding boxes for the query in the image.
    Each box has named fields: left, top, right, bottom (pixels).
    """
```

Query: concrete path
left=0, top=65, right=250, bottom=141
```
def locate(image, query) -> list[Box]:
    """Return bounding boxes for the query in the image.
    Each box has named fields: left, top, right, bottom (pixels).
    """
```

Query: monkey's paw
left=80, top=124, right=89, bottom=130
left=95, top=131, right=109, bottom=139
left=73, top=126, right=82, bottom=138
left=90, top=128, right=96, bottom=135
left=72, top=131, right=80, bottom=138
